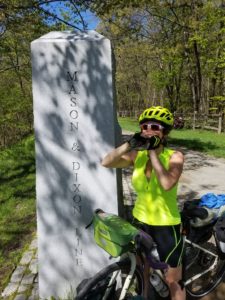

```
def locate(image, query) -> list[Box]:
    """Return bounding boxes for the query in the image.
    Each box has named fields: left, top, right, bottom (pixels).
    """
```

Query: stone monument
left=31, top=31, right=122, bottom=299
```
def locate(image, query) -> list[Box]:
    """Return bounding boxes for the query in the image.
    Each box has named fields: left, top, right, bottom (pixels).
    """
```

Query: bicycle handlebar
left=134, top=230, right=154, bottom=251
left=134, top=230, right=168, bottom=270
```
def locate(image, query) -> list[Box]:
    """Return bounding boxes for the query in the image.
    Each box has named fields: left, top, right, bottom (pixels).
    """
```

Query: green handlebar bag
left=93, top=211, right=139, bottom=257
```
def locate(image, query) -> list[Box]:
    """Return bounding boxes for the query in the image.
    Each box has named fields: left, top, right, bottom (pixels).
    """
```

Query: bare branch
left=0, top=0, right=67, bottom=11
left=0, top=64, right=28, bottom=73
left=166, top=1, right=181, bottom=24
left=34, top=5, right=83, bottom=30
left=145, top=7, right=190, bottom=30
left=70, top=0, right=87, bottom=30
left=0, top=0, right=86, bottom=30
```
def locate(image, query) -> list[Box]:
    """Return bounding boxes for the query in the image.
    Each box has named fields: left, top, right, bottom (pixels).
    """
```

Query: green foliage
left=0, top=135, right=36, bottom=291
left=1, top=0, right=225, bottom=146
left=96, top=1, right=225, bottom=114
left=118, top=117, right=139, bottom=132
left=0, top=0, right=92, bottom=149
left=0, top=2, right=46, bottom=148
left=210, top=96, right=225, bottom=101
left=169, top=129, right=225, bottom=158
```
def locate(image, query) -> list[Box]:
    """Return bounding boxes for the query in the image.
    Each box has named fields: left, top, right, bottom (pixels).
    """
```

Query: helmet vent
left=138, top=106, right=173, bottom=127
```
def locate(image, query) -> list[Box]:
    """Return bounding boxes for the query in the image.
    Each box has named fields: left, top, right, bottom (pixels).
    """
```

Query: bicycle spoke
left=184, top=238, right=225, bottom=297
left=76, top=257, right=145, bottom=300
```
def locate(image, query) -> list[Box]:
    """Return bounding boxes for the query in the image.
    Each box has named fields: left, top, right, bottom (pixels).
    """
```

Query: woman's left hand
left=146, top=135, right=161, bottom=150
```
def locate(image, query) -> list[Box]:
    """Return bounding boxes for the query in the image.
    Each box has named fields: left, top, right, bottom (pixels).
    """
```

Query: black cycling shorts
left=132, top=218, right=184, bottom=268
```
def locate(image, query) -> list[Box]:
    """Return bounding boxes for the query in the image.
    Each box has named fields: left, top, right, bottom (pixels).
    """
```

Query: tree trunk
left=193, top=40, right=202, bottom=112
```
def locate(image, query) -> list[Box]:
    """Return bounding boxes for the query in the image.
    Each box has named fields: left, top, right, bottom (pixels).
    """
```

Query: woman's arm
left=149, top=150, right=184, bottom=191
left=101, top=142, right=135, bottom=168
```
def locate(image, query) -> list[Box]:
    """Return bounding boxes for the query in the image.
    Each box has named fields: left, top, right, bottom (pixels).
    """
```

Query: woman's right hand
left=128, top=133, right=161, bottom=151
left=128, top=132, right=148, bottom=150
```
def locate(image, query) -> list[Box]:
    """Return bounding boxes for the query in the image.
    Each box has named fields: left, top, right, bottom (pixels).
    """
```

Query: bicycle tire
left=184, top=239, right=225, bottom=298
left=75, top=257, right=144, bottom=300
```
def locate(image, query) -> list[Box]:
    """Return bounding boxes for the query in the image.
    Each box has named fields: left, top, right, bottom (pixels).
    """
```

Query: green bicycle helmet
left=139, top=106, right=174, bottom=128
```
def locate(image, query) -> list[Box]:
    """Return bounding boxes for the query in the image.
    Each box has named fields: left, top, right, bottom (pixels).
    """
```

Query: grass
left=0, top=135, right=36, bottom=293
left=118, top=117, right=225, bottom=159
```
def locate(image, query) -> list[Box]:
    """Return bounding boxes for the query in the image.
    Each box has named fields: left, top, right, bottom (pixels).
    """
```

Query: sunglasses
left=140, top=123, right=164, bottom=131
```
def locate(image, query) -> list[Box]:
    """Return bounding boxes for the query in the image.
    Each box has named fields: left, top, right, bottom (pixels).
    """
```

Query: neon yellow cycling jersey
left=132, top=148, right=181, bottom=226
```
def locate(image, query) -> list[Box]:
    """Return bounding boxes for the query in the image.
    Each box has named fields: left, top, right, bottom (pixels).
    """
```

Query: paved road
left=178, top=147, right=225, bottom=203
left=179, top=147, right=225, bottom=300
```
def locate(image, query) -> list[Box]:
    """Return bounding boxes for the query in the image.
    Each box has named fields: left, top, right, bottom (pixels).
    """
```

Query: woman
left=101, top=106, right=185, bottom=300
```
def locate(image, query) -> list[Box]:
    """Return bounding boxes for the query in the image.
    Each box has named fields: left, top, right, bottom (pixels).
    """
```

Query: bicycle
left=181, top=199, right=225, bottom=298
left=75, top=203, right=225, bottom=300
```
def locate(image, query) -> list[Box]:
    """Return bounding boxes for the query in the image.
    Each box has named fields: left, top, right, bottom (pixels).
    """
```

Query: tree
left=0, top=0, right=91, bottom=147
left=93, top=0, right=225, bottom=114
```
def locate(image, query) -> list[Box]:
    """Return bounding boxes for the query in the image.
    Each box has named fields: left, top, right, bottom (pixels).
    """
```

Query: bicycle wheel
left=183, top=238, right=225, bottom=298
left=75, top=257, right=144, bottom=300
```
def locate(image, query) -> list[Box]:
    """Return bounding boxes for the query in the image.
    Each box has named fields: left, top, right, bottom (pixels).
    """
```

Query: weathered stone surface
left=20, top=251, right=33, bottom=265
left=29, top=259, right=38, bottom=274
left=31, top=283, right=39, bottom=298
left=29, top=239, right=37, bottom=250
left=31, top=30, right=122, bottom=299
left=28, top=296, right=38, bottom=300
left=21, top=274, right=35, bottom=285
left=10, top=266, right=26, bottom=283
left=14, top=294, right=27, bottom=300
left=1, top=282, right=19, bottom=297
left=18, top=284, right=29, bottom=293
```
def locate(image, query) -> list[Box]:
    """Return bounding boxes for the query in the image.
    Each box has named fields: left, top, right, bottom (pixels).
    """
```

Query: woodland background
left=0, top=0, right=225, bottom=293
left=0, top=0, right=225, bottom=148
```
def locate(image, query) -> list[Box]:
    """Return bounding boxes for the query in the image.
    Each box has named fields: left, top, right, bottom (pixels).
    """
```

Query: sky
left=41, top=2, right=100, bottom=31
left=81, top=10, right=100, bottom=30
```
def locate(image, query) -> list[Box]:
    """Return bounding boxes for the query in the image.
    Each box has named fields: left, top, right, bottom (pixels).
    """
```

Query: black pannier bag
left=214, top=215, right=225, bottom=254
left=188, top=223, right=214, bottom=243
left=181, top=199, right=216, bottom=243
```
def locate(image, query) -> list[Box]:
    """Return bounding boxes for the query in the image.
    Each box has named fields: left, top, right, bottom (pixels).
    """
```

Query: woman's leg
left=142, top=223, right=186, bottom=299
left=165, top=265, right=186, bottom=300
left=132, top=219, right=186, bottom=299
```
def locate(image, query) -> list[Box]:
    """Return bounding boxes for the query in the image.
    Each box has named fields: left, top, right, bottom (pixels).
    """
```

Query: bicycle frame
left=183, top=237, right=219, bottom=286
left=102, top=238, right=220, bottom=300
left=77, top=209, right=225, bottom=300
left=103, top=253, right=137, bottom=300
left=102, top=250, right=166, bottom=300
